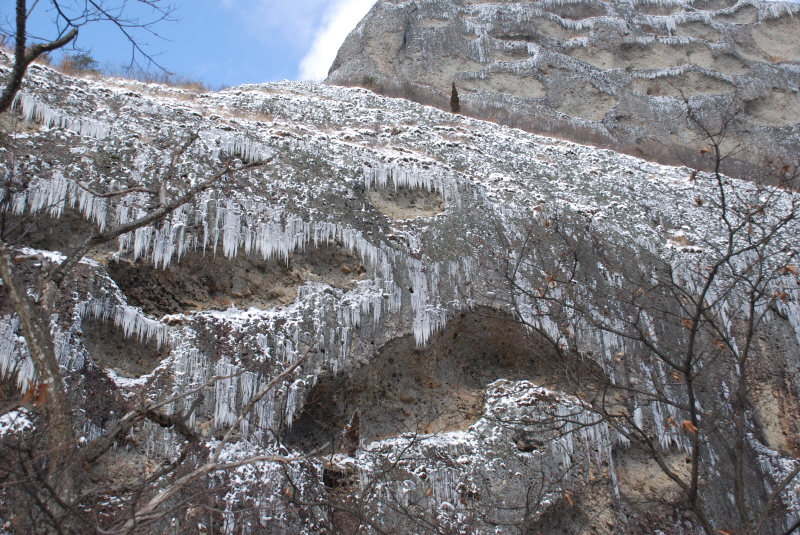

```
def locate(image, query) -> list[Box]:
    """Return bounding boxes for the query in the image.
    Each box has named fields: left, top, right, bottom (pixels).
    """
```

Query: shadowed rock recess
left=326, top=0, right=800, bottom=178
left=286, top=311, right=560, bottom=450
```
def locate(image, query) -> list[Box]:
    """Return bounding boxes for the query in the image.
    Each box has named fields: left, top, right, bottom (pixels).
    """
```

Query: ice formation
left=1, top=48, right=799, bottom=532
left=13, top=92, right=111, bottom=140
left=77, top=299, right=170, bottom=348
left=0, top=317, right=33, bottom=391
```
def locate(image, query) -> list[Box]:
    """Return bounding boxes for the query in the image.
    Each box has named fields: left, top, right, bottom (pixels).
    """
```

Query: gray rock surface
left=326, top=0, right=800, bottom=178
left=1, top=54, right=799, bottom=533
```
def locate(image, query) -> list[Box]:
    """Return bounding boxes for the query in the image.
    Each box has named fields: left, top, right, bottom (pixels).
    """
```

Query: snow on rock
left=1, top=52, right=799, bottom=532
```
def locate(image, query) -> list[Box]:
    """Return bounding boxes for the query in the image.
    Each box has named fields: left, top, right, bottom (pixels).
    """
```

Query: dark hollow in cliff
left=81, top=317, right=170, bottom=378
left=368, top=186, right=444, bottom=220
left=285, top=310, right=567, bottom=453
left=6, top=210, right=97, bottom=254
left=106, top=245, right=367, bottom=317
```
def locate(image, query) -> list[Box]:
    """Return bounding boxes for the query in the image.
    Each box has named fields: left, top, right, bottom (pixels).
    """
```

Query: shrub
left=59, top=53, right=100, bottom=75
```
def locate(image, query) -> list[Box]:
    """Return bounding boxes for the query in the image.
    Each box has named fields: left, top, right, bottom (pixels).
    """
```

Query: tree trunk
left=0, top=243, right=79, bottom=526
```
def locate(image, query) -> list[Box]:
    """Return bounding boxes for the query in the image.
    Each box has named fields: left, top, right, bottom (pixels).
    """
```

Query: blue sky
left=15, top=0, right=377, bottom=87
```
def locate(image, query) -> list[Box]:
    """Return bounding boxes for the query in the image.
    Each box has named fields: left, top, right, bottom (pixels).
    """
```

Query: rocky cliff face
left=1, top=54, right=800, bottom=533
left=326, top=0, right=800, bottom=177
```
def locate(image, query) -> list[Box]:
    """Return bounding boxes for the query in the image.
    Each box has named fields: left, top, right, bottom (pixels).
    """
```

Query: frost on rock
left=333, top=380, right=621, bottom=532
left=3, top=53, right=800, bottom=533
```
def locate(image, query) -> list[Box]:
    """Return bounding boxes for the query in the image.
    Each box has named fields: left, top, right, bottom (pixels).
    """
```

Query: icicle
left=284, top=378, right=304, bottom=430
left=13, top=92, right=111, bottom=139
left=239, top=371, right=259, bottom=438
left=77, top=300, right=169, bottom=348
left=12, top=174, right=110, bottom=232
left=0, top=317, right=34, bottom=391
left=214, top=360, right=239, bottom=428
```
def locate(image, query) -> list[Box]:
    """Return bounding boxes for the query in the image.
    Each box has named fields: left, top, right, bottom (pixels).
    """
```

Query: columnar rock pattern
left=0, top=56, right=799, bottom=533
left=327, top=0, right=800, bottom=176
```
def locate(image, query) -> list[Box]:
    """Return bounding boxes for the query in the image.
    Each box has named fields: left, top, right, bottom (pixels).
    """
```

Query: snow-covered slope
left=1, top=57, right=799, bottom=533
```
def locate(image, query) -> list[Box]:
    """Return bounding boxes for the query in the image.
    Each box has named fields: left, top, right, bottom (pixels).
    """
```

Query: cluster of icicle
left=404, top=255, right=478, bottom=347
left=9, top=172, right=108, bottom=231
left=514, top=233, right=800, bottom=461
left=211, top=349, right=303, bottom=437
left=487, top=380, right=624, bottom=492
left=0, top=314, right=87, bottom=394
left=10, top=171, right=387, bottom=269
left=363, top=163, right=444, bottom=193
left=0, top=317, right=33, bottom=391
left=0, top=299, right=95, bottom=393
left=362, top=160, right=463, bottom=209
left=408, top=258, right=449, bottom=347
left=77, top=298, right=170, bottom=348
left=574, top=308, right=692, bottom=453
left=200, top=130, right=274, bottom=165
left=750, top=433, right=800, bottom=531
left=136, top=279, right=398, bottom=464
left=13, top=92, right=111, bottom=140
left=509, top=258, right=693, bottom=455
left=299, top=280, right=397, bottom=374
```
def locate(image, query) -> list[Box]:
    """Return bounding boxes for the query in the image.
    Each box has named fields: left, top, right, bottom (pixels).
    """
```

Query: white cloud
left=221, top=0, right=331, bottom=49
left=298, top=0, right=377, bottom=81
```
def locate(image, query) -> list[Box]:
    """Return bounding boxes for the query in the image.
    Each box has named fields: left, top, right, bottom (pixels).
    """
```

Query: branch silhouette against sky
left=6, top=0, right=376, bottom=86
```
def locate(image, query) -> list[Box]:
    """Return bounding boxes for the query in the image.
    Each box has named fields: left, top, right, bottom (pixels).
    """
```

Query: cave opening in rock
left=285, top=310, right=567, bottom=453
left=106, top=244, right=367, bottom=317
left=8, top=210, right=98, bottom=254
left=81, top=317, right=170, bottom=378
left=367, top=185, right=444, bottom=220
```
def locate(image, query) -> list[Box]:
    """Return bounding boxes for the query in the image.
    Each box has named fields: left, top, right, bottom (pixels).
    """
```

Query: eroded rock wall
left=326, top=0, right=800, bottom=179
left=1, top=56, right=799, bottom=533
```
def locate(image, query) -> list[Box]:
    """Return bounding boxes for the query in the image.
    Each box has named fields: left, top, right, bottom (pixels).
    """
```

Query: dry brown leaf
left=667, top=416, right=679, bottom=428
left=671, top=371, right=683, bottom=383
left=564, top=493, right=574, bottom=506
left=700, top=147, right=711, bottom=155
left=683, top=319, right=695, bottom=329
left=425, top=487, right=433, bottom=497
left=682, top=420, right=698, bottom=435
left=21, top=380, right=35, bottom=406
